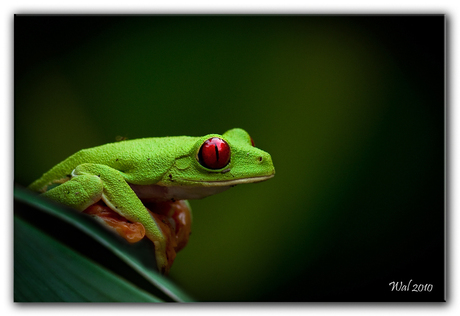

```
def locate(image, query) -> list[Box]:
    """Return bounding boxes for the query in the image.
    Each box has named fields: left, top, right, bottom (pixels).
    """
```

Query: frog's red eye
left=198, top=137, right=231, bottom=169
left=250, top=137, right=255, bottom=147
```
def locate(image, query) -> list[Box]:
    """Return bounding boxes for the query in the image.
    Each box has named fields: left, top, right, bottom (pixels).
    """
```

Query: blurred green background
left=14, top=15, right=444, bottom=301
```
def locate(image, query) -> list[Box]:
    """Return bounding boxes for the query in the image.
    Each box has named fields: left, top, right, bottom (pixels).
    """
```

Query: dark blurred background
left=14, top=15, right=445, bottom=301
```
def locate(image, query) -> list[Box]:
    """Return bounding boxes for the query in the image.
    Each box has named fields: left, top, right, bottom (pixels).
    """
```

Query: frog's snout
left=257, top=151, right=275, bottom=175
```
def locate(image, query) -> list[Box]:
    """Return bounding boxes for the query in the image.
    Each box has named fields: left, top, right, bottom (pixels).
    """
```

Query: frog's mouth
left=179, top=174, right=275, bottom=186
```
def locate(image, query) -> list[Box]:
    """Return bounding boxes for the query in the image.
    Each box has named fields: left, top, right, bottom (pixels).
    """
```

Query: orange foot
left=83, top=200, right=192, bottom=272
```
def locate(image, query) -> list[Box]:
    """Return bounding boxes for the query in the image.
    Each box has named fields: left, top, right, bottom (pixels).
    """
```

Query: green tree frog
left=28, top=128, right=275, bottom=274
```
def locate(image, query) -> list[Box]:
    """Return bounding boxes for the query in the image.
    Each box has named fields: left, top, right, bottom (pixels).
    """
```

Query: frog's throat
left=128, top=174, right=274, bottom=201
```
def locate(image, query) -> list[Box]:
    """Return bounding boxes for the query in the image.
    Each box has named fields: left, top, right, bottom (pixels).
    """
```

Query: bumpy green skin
left=29, top=128, right=275, bottom=274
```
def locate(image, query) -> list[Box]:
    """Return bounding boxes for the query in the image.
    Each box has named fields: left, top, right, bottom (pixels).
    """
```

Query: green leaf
left=14, top=216, right=163, bottom=302
left=14, top=185, right=194, bottom=302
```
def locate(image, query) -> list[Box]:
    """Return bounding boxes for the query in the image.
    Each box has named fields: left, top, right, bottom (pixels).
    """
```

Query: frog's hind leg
left=42, top=172, right=103, bottom=211
left=43, top=163, right=172, bottom=274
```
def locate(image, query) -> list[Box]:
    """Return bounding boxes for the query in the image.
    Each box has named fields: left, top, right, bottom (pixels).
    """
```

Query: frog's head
left=159, top=128, right=275, bottom=197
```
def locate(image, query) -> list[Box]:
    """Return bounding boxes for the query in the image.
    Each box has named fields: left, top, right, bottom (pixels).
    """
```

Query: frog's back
left=29, top=136, right=196, bottom=192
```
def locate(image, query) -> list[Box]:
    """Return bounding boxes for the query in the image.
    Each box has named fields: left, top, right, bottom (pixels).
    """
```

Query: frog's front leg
left=43, top=163, right=172, bottom=274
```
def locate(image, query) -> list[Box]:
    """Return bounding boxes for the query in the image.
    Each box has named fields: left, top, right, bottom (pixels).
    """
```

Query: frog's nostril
left=258, top=156, right=263, bottom=162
